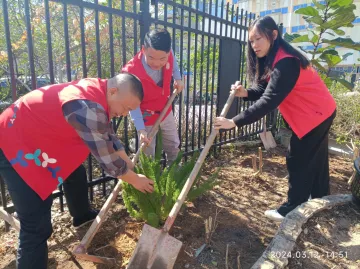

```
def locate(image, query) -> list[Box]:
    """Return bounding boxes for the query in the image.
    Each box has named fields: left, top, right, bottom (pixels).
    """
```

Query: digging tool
left=0, top=207, right=20, bottom=232
left=72, top=89, right=178, bottom=264
left=126, top=90, right=236, bottom=269
left=259, top=116, right=276, bottom=150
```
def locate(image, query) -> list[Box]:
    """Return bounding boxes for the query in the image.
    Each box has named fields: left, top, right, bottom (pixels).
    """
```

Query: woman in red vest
left=0, top=73, right=154, bottom=268
left=214, top=16, right=336, bottom=221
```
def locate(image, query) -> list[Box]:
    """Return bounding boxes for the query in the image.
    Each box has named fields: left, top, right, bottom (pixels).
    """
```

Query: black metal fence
left=0, top=0, right=277, bottom=229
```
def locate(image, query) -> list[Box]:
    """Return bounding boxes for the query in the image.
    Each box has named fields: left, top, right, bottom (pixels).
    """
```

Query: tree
left=284, top=0, right=360, bottom=89
left=0, top=0, right=139, bottom=104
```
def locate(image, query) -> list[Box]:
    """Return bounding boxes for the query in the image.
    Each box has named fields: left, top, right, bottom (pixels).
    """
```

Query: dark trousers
left=277, top=111, right=336, bottom=216
left=0, top=149, right=90, bottom=269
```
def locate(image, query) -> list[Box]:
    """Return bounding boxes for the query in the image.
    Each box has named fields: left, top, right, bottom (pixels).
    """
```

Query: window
left=256, top=1, right=261, bottom=13
left=271, top=14, right=280, bottom=24
left=292, top=13, right=300, bottom=26
left=263, top=0, right=268, bottom=11
left=281, top=0, right=289, bottom=6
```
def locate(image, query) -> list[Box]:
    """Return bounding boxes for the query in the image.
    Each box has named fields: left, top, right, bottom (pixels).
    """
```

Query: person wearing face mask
left=0, top=73, right=154, bottom=269
left=122, top=28, right=184, bottom=165
left=213, top=16, right=336, bottom=222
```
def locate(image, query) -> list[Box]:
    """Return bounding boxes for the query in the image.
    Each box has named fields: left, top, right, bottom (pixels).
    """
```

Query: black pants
left=277, top=111, right=336, bottom=216
left=0, top=149, right=90, bottom=269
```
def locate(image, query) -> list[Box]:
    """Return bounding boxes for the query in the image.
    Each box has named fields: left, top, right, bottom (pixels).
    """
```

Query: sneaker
left=73, top=209, right=99, bottom=229
left=264, top=209, right=285, bottom=222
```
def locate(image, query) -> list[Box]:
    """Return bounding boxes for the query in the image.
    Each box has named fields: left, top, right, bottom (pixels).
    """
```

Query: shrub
left=122, top=130, right=220, bottom=227
left=329, top=82, right=360, bottom=146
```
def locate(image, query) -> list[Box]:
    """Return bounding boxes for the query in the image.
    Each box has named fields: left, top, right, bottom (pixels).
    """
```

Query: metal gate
left=0, top=0, right=273, bottom=230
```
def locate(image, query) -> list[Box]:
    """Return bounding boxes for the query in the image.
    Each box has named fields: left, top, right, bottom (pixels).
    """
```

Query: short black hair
left=144, top=28, right=171, bottom=53
left=120, top=72, right=144, bottom=101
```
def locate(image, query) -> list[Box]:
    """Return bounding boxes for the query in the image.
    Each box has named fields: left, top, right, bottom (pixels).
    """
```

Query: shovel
left=126, top=90, right=236, bottom=269
left=259, top=116, right=276, bottom=150
left=0, top=207, right=20, bottom=232
left=72, top=89, right=178, bottom=264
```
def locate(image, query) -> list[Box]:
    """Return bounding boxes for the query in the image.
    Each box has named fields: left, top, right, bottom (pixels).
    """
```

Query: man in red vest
left=122, top=29, right=184, bottom=164
left=0, top=73, right=154, bottom=269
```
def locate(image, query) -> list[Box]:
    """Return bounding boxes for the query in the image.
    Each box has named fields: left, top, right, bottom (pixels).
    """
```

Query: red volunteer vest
left=122, top=50, right=174, bottom=126
left=0, top=78, right=109, bottom=200
left=272, top=48, right=336, bottom=138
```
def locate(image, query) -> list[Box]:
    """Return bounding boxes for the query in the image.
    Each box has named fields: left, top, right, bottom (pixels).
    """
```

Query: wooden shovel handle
left=132, top=89, right=178, bottom=164
left=74, top=90, right=178, bottom=252
left=163, top=90, right=236, bottom=232
left=76, top=181, right=122, bottom=250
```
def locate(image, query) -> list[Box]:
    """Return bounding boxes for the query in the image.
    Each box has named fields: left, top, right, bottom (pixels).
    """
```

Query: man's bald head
left=106, top=73, right=144, bottom=119
left=107, top=73, right=144, bottom=101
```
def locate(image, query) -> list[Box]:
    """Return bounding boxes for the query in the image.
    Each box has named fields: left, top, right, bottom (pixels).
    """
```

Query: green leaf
left=292, top=35, right=311, bottom=43
left=153, top=162, right=162, bottom=191
left=295, top=6, right=319, bottom=16
left=322, top=38, right=360, bottom=50
left=342, top=52, right=353, bottom=61
left=325, top=32, right=335, bottom=37
left=187, top=168, right=221, bottom=201
left=312, top=0, right=326, bottom=10
left=311, top=59, right=327, bottom=73
left=333, top=78, right=353, bottom=90
left=284, top=33, right=300, bottom=43
left=125, top=184, right=156, bottom=221
left=321, top=74, right=334, bottom=88
left=322, top=5, right=356, bottom=30
left=155, top=129, right=163, bottom=162
left=320, top=49, right=339, bottom=56
left=307, top=16, right=325, bottom=26
left=317, top=46, right=336, bottom=53
left=322, top=18, right=355, bottom=31
left=159, top=166, right=170, bottom=196
left=122, top=183, right=140, bottom=219
left=167, top=150, right=183, bottom=176
left=139, top=151, right=155, bottom=180
left=173, top=161, right=194, bottom=192
left=134, top=164, right=143, bottom=174
left=333, top=29, right=345, bottom=36
left=310, top=33, right=320, bottom=43
left=163, top=165, right=178, bottom=216
left=320, top=53, right=342, bottom=67
left=344, top=22, right=354, bottom=27
left=310, top=28, right=321, bottom=36
left=326, top=79, right=334, bottom=88
left=329, top=0, right=353, bottom=8
left=307, top=51, right=322, bottom=56
left=147, top=212, right=160, bottom=228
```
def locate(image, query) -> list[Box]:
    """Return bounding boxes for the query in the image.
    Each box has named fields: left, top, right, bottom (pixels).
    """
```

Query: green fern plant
left=122, top=130, right=220, bottom=228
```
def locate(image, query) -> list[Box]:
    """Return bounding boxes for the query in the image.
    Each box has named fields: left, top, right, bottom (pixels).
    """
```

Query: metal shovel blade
left=267, top=131, right=277, bottom=148
left=73, top=253, right=116, bottom=265
left=267, top=132, right=277, bottom=148
left=260, top=131, right=276, bottom=150
left=260, top=131, right=270, bottom=150
left=126, top=224, right=182, bottom=269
